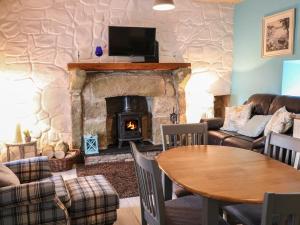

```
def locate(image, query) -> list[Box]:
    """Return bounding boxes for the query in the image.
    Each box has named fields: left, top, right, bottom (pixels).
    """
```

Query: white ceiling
left=196, top=0, right=241, bottom=3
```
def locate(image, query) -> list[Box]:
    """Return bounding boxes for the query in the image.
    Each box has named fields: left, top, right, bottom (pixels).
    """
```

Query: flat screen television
left=108, top=26, right=156, bottom=57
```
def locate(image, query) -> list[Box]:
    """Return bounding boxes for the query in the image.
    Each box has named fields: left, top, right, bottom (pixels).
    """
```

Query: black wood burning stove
left=117, top=96, right=143, bottom=148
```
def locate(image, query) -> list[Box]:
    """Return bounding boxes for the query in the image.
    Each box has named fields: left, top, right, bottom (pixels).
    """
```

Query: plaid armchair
left=0, top=157, right=70, bottom=225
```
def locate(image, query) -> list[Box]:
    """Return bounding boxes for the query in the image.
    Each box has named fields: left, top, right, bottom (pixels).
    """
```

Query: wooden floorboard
left=116, top=197, right=141, bottom=225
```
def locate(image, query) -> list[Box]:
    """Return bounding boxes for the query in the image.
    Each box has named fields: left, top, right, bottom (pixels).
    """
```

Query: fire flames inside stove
left=125, top=120, right=138, bottom=131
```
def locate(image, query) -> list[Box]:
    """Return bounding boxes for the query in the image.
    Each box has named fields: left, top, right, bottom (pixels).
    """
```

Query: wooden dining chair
left=161, top=122, right=208, bottom=199
left=264, top=132, right=300, bottom=166
left=223, top=132, right=300, bottom=225
left=261, top=192, right=300, bottom=225
left=161, top=123, right=208, bottom=151
left=130, top=141, right=229, bottom=225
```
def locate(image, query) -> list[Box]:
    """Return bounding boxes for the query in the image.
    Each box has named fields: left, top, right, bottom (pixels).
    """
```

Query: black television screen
left=109, top=26, right=156, bottom=57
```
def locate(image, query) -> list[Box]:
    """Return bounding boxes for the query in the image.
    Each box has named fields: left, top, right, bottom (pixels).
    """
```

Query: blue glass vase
left=95, top=46, right=103, bottom=58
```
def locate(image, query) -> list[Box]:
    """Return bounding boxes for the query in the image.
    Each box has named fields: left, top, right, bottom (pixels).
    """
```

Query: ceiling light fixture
left=153, top=0, right=175, bottom=11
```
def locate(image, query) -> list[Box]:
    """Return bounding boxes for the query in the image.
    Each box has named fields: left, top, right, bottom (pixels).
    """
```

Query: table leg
left=202, top=197, right=220, bottom=225
left=162, top=173, right=173, bottom=201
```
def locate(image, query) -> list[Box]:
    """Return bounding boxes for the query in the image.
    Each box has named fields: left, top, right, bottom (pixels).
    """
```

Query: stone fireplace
left=68, top=63, right=191, bottom=150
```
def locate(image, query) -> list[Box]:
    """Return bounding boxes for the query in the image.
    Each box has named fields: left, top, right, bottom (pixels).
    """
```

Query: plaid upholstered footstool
left=65, top=175, right=119, bottom=225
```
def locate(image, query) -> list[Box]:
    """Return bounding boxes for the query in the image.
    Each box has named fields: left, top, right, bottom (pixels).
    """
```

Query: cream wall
left=0, top=0, right=233, bottom=153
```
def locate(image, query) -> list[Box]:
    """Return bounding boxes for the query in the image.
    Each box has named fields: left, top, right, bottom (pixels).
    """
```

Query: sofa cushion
left=0, top=164, right=20, bottom=187
left=221, top=103, right=252, bottom=132
left=238, top=115, right=272, bottom=137
left=41, top=175, right=71, bottom=208
left=264, top=106, right=293, bottom=136
left=246, top=94, right=277, bottom=115
left=268, top=95, right=300, bottom=115
left=208, top=130, right=240, bottom=145
left=222, top=136, right=257, bottom=150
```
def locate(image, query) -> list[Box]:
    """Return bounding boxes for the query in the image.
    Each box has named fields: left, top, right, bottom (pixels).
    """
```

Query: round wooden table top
left=156, top=145, right=300, bottom=204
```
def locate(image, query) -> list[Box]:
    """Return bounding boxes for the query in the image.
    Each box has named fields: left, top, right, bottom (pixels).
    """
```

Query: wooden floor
left=56, top=168, right=142, bottom=225
left=116, top=197, right=141, bottom=225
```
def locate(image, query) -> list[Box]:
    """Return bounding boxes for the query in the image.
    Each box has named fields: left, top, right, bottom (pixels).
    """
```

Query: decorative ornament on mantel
left=153, top=0, right=175, bottom=11
left=95, top=46, right=103, bottom=62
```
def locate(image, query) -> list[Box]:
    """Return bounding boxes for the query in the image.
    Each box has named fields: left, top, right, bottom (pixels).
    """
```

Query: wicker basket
left=49, top=149, right=80, bottom=172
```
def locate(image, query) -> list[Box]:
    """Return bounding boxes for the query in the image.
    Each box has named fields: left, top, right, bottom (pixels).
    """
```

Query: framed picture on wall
left=262, top=8, right=295, bottom=57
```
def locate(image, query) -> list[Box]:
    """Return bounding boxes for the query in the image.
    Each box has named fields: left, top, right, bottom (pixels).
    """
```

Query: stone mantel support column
left=173, top=67, right=192, bottom=124
left=70, top=69, right=87, bottom=92
left=69, top=69, right=86, bottom=148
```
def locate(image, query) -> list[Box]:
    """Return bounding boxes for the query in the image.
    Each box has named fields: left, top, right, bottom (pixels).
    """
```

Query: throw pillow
left=221, top=103, right=253, bottom=132
left=264, top=106, right=293, bottom=136
left=0, top=164, right=20, bottom=187
left=238, top=115, right=272, bottom=137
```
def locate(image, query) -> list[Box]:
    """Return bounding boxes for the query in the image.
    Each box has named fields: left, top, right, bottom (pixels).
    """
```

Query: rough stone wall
left=0, top=0, right=233, bottom=154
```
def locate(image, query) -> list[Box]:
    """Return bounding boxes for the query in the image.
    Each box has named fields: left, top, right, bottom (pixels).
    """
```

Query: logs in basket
left=42, top=141, right=80, bottom=172
left=48, top=150, right=80, bottom=172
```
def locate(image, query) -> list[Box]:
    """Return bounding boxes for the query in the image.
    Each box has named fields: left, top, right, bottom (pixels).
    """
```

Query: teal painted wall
left=231, top=0, right=300, bottom=105
left=282, top=60, right=300, bottom=96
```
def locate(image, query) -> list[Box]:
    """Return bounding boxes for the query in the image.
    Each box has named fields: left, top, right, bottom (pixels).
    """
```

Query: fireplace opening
left=106, top=96, right=152, bottom=148
left=125, top=120, right=138, bottom=131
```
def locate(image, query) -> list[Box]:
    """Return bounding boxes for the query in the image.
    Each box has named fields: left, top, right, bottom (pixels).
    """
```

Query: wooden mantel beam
left=67, top=63, right=191, bottom=71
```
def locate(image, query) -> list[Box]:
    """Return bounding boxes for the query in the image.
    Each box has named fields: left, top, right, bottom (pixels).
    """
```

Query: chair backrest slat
left=261, top=193, right=300, bottom=225
left=285, top=149, right=290, bottom=164
left=185, top=133, right=189, bottom=145
left=278, top=147, right=284, bottom=161
left=291, top=151, right=297, bottom=166
left=264, top=132, right=300, bottom=168
left=179, top=134, right=183, bottom=146
left=294, top=153, right=300, bottom=170
left=272, top=145, right=277, bottom=158
left=130, top=142, right=165, bottom=225
left=161, top=123, right=208, bottom=151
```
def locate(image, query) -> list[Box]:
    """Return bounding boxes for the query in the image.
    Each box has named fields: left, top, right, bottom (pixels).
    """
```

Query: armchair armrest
left=0, top=180, right=56, bottom=209
left=252, top=136, right=266, bottom=153
left=4, top=156, right=52, bottom=183
left=200, top=117, right=224, bottom=130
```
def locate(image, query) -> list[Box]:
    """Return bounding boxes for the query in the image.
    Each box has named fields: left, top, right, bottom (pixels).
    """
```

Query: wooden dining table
left=156, top=145, right=300, bottom=225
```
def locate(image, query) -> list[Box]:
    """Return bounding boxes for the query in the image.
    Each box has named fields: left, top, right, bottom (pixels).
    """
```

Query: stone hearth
left=68, top=63, right=191, bottom=150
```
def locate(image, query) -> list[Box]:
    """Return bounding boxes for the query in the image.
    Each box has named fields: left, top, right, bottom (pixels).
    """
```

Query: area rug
left=76, top=161, right=139, bottom=198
